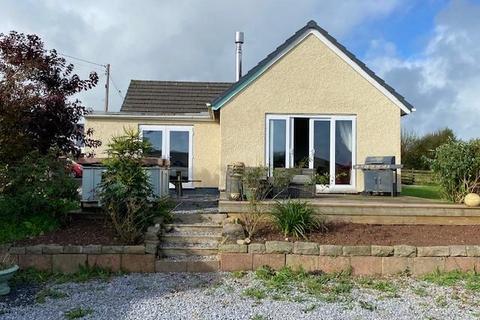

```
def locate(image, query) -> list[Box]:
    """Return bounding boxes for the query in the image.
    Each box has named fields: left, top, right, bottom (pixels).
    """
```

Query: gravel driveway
left=1, top=272, right=479, bottom=320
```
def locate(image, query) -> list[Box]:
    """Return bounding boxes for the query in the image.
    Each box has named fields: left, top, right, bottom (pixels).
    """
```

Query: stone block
left=466, top=246, right=480, bottom=257
left=286, top=254, right=317, bottom=272
left=25, top=245, right=43, bottom=254
left=265, top=241, right=293, bottom=254
left=42, top=245, right=63, bottom=254
left=319, top=245, right=343, bottom=256
left=253, top=254, right=285, bottom=270
left=371, top=245, right=394, bottom=257
left=343, top=246, right=371, bottom=256
left=219, top=244, right=248, bottom=253
left=144, top=242, right=158, bottom=255
left=63, top=246, right=83, bottom=254
left=123, top=246, right=145, bottom=254
left=52, top=254, right=87, bottom=273
left=394, top=245, right=416, bottom=257
left=413, top=257, right=445, bottom=276
left=155, top=260, right=187, bottom=272
left=87, top=254, right=121, bottom=272
left=293, top=242, right=319, bottom=255
left=18, top=254, right=52, bottom=271
left=82, top=245, right=102, bottom=254
left=9, top=246, right=26, bottom=255
left=219, top=253, right=253, bottom=271
left=101, top=246, right=124, bottom=254
left=449, top=245, right=467, bottom=257
left=350, top=257, right=382, bottom=276
left=121, top=254, right=155, bottom=273
left=417, top=246, right=450, bottom=257
left=445, top=257, right=479, bottom=272
left=187, top=260, right=220, bottom=272
left=317, top=256, right=350, bottom=273
left=382, top=257, right=413, bottom=275
left=248, top=243, right=266, bottom=254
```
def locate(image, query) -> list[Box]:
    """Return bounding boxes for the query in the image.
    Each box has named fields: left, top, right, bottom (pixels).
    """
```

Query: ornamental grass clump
left=99, top=129, right=172, bottom=244
left=270, top=200, right=327, bottom=239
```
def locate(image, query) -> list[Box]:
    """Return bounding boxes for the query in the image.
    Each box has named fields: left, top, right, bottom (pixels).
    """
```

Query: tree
left=0, top=31, right=100, bottom=164
left=401, top=128, right=456, bottom=170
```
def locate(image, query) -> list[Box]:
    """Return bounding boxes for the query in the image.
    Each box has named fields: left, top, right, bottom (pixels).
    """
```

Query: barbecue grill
left=353, top=156, right=403, bottom=196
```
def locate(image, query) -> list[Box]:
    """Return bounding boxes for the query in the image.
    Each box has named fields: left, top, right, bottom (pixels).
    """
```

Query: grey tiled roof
left=120, top=80, right=232, bottom=114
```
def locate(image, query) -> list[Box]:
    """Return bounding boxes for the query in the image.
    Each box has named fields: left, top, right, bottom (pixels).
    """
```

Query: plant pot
left=0, top=265, right=19, bottom=295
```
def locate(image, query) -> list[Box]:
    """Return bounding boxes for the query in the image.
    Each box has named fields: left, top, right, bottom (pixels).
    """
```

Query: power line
left=110, top=75, right=124, bottom=99
left=57, top=52, right=106, bottom=68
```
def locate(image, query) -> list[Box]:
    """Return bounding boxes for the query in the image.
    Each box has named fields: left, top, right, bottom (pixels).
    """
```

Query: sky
left=1, top=0, right=479, bottom=139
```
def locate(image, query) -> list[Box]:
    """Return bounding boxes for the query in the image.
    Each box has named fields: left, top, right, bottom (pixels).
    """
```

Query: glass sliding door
left=267, top=118, right=288, bottom=171
left=169, top=130, right=190, bottom=183
left=140, top=125, right=193, bottom=188
left=310, top=120, right=331, bottom=184
left=335, top=120, right=353, bottom=185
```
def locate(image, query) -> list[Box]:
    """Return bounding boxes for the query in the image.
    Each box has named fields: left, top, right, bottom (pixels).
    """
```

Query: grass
left=232, top=271, right=247, bottom=279
left=422, top=270, right=480, bottom=290
left=35, top=288, right=68, bottom=303
left=12, top=265, right=123, bottom=287
left=64, top=307, right=93, bottom=319
left=401, top=184, right=443, bottom=200
left=356, top=277, right=398, bottom=295
left=242, top=287, right=267, bottom=300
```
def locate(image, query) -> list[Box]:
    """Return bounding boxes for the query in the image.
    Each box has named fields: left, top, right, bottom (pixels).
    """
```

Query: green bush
left=431, top=139, right=480, bottom=203
left=270, top=200, right=326, bottom=239
left=0, top=151, right=79, bottom=243
left=99, top=129, right=172, bottom=244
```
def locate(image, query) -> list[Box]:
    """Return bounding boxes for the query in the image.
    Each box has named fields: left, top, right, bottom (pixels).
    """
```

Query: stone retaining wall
left=219, top=242, right=480, bottom=276
left=3, top=244, right=155, bottom=273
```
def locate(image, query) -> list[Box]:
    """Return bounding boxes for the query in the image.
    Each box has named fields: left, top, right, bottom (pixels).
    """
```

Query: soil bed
left=16, top=217, right=122, bottom=246
left=253, top=223, right=480, bottom=246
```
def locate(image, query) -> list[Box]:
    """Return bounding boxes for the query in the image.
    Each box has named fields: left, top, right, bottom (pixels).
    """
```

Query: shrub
left=430, top=139, right=480, bottom=203
left=0, top=151, right=79, bottom=243
left=99, top=129, right=171, bottom=244
left=270, top=200, right=326, bottom=239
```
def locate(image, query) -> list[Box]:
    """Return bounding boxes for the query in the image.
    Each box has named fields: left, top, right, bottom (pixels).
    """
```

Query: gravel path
left=1, top=272, right=480, bottom=320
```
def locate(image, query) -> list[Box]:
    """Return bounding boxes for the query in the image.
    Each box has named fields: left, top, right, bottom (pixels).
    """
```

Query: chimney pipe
left=235, top=31, right=244, bottom=82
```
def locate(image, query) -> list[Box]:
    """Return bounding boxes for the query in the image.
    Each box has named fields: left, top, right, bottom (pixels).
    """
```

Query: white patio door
left=309, top=117, right=356, bottom=192
left=140, top=125, right=194, bottom=188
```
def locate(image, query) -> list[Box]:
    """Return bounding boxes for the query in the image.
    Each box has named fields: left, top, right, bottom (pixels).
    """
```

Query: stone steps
left=164, top=224, right=222, bottom=234
left=161, top=233, right=222, bottom=245
left=172, top=213, right=227, bottom=224
left=155, top=256, right=219, bottom=272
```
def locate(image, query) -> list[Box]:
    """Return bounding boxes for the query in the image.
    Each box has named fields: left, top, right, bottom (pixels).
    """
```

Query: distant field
left=401, top=184, right=443, bottom=200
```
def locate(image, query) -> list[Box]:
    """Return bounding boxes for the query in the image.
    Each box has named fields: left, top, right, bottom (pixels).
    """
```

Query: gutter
left=85, top=111, right=215, bottom=122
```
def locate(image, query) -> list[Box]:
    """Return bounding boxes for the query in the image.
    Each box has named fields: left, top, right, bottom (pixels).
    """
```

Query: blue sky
left=0, top=0, right=479, bottom=139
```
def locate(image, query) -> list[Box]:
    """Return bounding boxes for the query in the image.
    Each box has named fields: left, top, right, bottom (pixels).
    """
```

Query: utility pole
left=104, top=63, right=110, bottom=112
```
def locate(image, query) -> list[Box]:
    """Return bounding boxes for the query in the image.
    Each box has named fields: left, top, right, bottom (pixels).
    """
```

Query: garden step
left=159, top=247, right=219, bottom=257
left=172, top=213, right=226, bottom=225
left=164, top=224, right=222, bottom=234
left=155, top=257, right=219, bottom=272
left=161, top=234, right=222, bottom=245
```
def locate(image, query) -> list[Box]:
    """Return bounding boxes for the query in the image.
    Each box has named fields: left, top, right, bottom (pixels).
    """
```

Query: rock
left=394, top=245, right=416, bottom=257
left=342, top=246, right=371, bottom=256
left=265, top=241, right=293, bottom=254
left=293, top=242, right=319, bottom=255
left=319, top=245, right=343, bottom=256
left=466, top=245, right=480, bottom=257
left=371, top=245, right=394, bottom=257
left=449, top=245, right=467, bottom=257
left=236, top=239, right=245, bottom=245
left=417, top=246, right=449, bottom=257
left=222, top=223, right=245, bottom=244
left=219, top=244, right=248, bottom=253
left=465, top=193, right=480, bottom=207
left=248, top=243, right=266, bottom=253
left=244, top=238, right=251, bottom=244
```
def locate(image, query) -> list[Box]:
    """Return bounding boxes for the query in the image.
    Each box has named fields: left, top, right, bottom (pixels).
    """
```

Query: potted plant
left=0, top=253, right=18, bottom=295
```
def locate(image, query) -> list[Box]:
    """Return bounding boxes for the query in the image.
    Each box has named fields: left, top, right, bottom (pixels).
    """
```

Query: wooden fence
left=401, top=169, right=435, bottom=185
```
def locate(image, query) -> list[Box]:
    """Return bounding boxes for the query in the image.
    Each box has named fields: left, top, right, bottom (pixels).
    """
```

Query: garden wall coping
left=219, top=242, right=480, bottom=258
left=8, top=244, right=146, bottom=255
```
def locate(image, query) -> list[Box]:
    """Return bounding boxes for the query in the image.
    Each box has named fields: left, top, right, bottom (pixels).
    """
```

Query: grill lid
left=365, top=156, right=396, bottom=165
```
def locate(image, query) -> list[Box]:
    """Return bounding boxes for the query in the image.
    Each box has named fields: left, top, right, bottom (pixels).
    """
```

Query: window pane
left=269, top=119, right=286, bottom=168
left=293, top=118, right=309, bottom=168
left=335, top=120, right=352, bottom=184
left=169, top=131, right=189, bottom=181
left=313, top=121, right=330, bottom=177
left=143, top=130, right=162, bottom=157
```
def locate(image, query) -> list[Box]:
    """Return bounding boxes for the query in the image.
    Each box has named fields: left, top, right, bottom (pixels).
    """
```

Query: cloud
left=366, top=0, right=480, bottom=140
left=0, top=0, right=402, bottom=112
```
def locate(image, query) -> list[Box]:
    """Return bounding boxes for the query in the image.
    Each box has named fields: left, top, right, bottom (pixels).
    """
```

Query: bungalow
left=85, top=20, right=414, bottom=193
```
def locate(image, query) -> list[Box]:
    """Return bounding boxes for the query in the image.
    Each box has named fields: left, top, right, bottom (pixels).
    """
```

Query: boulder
left=465, top=193, right=480, bottom=207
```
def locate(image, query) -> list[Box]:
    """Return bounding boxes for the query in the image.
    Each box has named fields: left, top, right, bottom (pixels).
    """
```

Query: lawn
left=401, top=184, right=443, bottom=200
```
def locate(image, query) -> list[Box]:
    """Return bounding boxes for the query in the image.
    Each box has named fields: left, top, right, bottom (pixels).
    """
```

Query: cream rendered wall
left=219, top=34, right=401, bottom=191
left=84, top=117, right=221, bottom=188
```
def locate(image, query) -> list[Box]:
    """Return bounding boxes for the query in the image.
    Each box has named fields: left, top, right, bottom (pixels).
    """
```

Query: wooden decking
left=219, top=195, right=480, bottom=225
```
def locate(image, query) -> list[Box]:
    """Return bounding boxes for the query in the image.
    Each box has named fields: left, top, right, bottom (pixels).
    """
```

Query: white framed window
left=139, top=125, right=194, bottom=189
